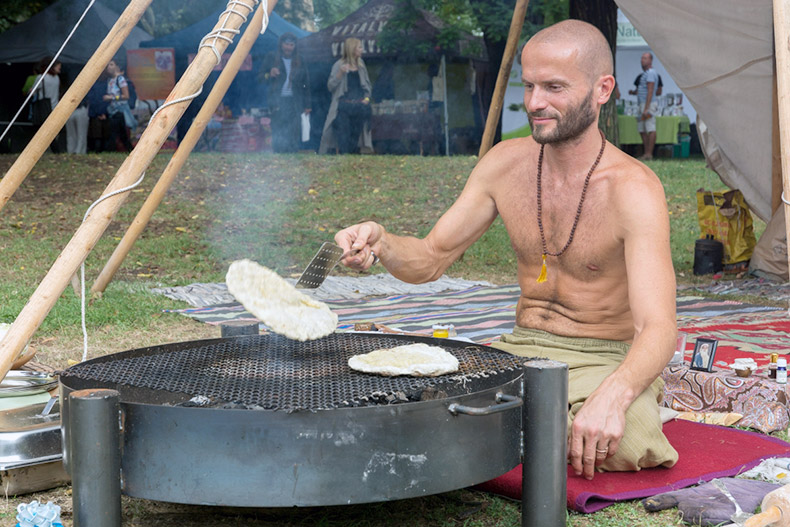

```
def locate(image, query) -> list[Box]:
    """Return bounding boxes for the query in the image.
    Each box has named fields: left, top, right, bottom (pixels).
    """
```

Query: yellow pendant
left=536, top=254, right=547, bottom=283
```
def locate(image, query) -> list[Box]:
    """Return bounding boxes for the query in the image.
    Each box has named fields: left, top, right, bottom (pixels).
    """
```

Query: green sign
left=617, top=22, right=647, bottom=47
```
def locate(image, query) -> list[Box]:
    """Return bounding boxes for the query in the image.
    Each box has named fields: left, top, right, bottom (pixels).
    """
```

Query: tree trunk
left=570, top=0, right=619, bottom=146
left=480, top=36, right=507, bottom=146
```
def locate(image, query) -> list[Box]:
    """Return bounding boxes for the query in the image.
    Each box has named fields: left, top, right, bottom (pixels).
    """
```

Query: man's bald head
left=526, top=19, right=613, bottom=81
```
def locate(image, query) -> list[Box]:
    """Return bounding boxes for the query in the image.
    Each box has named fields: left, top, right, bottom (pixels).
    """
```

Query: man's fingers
left=582, top=438, right=598, bottom=479
left=568, top=433, right=584, bottom=476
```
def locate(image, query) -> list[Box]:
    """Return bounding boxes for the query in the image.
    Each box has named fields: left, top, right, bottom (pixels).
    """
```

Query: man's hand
left=568, top=386, right=628, bottom=480
left=335, top=221, right=383, bottom=271
left=641, top=110, right=651, bottom=121
left=270, top=67, right=280, bottom=77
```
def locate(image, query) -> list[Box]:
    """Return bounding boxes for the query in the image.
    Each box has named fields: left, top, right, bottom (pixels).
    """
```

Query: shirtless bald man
left=335, top=19, right=679, bottom=480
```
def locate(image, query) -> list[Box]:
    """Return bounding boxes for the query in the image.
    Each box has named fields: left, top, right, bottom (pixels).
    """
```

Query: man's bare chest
left=495, top=180, right=623, bottom=279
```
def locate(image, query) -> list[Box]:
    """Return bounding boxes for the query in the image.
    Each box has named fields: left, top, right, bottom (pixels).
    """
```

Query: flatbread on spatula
left=348, top=343, right=459, bottom=377
left=225, top=259, right=337, bottom=341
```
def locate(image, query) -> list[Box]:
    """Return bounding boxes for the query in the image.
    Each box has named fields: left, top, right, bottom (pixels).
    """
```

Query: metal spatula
left=296, top=242, right=356, bottom=289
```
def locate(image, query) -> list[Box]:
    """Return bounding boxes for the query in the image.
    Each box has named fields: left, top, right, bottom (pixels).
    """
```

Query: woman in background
left=103, top=59, right=135, bottom=151
left=319, top=38, right=373, bottom=154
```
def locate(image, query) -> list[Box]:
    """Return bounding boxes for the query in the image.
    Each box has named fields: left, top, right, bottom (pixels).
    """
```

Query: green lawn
left=0, top=152, right=775, bottom=526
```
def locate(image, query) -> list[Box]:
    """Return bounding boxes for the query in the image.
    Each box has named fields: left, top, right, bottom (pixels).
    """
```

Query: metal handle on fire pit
left=447, top=392, right=523, bottom=416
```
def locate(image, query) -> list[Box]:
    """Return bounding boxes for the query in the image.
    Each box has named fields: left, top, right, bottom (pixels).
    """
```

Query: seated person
left=334, top=20, right=679, bottom=480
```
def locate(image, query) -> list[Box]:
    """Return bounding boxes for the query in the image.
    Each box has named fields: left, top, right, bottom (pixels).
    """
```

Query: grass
left=0, top=151, right=780, bottom=526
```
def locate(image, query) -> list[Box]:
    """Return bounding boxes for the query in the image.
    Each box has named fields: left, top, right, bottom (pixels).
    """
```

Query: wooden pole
left=772, top=61, right=783, bottom=214
left=773, top=0, right=790, bottom=277
left=477, top=0, right=530, bottom=158
left=0, top=0, right=153, bottom=213
left=92, top=1, right=269, bottom=294
left=0, top=0, right=266, bottom=380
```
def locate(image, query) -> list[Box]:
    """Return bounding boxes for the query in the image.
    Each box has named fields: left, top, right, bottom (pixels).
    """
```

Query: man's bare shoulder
left=606, top=145, right=666, bottom=198
left=472, top=136, right=539, bottom=181
left=603, top=146, right=669, bottom=226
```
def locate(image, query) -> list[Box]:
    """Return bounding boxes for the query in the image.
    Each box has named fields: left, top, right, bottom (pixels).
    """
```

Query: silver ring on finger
left=370, top=251, right=379, bottom=266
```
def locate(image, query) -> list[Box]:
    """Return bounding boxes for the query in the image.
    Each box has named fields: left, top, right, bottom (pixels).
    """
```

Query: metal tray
left=0, top=371, right=58, bottom=398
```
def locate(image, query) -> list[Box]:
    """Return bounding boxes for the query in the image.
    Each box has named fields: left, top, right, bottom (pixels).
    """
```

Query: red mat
left=476, top=419, right=790, bottom=513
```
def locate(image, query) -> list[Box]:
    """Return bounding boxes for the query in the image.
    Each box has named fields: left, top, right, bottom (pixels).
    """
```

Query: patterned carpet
left=164, top=283, right=784, bottom=345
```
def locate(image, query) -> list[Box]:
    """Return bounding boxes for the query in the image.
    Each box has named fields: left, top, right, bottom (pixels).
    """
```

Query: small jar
left=769, top=353, right=780, bottom=379
left=432, top=324, right=449, bottom=338
left=777, top=358, right=787, bottom=385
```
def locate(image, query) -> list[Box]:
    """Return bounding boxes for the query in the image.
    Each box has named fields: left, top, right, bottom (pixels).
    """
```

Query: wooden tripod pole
left=92, top=1, right=272, bottom=294
left=0, top=0, right=263, bottom=381
left=773, top=0, right=790, bottom=276
left=477, top=0, right=530, bottom=158
left=0, top=0, right=153, bottom=213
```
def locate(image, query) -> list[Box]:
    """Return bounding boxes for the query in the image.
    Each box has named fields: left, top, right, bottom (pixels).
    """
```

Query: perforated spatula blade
left=295, top=242, right=346, bottom=289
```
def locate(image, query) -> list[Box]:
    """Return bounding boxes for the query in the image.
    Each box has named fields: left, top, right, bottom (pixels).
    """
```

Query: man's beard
left=528, top=90, right=597, bottom=145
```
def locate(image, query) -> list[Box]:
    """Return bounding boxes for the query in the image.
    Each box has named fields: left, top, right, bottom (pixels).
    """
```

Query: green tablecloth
left=618, top=115, right=690, bottom=145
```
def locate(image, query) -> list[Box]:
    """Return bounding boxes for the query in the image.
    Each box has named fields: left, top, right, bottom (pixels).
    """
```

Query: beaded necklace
left=536, top=130, right=606, bottom=283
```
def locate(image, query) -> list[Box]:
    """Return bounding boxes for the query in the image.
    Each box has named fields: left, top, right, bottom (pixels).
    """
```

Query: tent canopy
left=0, top=0, right=152, bottom=65
left=298, top=0, right=487, bottom=63
left=140, top=9, right=309, bottom=73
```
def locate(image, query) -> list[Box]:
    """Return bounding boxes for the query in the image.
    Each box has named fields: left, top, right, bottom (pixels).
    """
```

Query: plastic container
left=777, top=358, right=787, bottom=384
left=693, top=235, right=724, bottom=275
left=672, top=135, right=691, bottom=158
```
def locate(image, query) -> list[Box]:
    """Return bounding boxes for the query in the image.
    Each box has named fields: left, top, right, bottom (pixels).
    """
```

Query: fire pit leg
left=521, top=359, right=568, bottom=527
left=69, top=389, right=122, bottom=527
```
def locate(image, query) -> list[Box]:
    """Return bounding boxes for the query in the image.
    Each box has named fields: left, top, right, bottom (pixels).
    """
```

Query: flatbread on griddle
left=225, top=259, right=337, bottom=341
left=348, top=343, right=459, bottom=377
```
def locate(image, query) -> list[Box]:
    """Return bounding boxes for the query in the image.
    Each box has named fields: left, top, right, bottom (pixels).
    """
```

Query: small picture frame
left=690, top=338, right=718, bottom=372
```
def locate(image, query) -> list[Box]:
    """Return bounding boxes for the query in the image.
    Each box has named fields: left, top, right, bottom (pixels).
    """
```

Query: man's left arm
left=568, top=171, right=676, bottom=479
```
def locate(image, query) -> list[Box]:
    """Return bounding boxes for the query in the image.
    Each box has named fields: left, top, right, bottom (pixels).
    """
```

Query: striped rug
left=165, top=285, right=783, bottom=345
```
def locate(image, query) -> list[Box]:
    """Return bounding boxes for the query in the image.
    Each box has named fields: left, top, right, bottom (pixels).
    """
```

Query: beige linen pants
left=492, top=327, right=678, bottom=472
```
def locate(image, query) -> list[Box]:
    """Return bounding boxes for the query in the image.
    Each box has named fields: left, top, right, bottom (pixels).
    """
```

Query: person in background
left=629, top=52, right=658, bottom=160
left=260, top=32, right=311, bottom=153
left=334, top=20, right=678, bottom=480
left=319, top=37, right=373, bottom=154
left=66, top=92, right=89, bottom=154
left=87, top=74, right=110, bottom=152
left=103, top=59, right=135, bottom=152
left=30, top=57, right=66, bottom=153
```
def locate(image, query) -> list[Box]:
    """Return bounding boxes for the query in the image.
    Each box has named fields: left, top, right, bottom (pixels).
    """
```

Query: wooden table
left=618, top=114, right=691, bottom=145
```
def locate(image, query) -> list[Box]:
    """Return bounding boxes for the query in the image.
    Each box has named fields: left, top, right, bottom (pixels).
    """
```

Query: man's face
left=522, top=43, right=598, bottom=144
left=281, top=41, right=295, bottom=57
left=641, top=53, right=651, bottom=70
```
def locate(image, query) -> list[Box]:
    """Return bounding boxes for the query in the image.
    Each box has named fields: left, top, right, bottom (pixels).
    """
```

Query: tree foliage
left=0, top=0, right=57, bottom=33
left=313, top=0, right=364, bottom=29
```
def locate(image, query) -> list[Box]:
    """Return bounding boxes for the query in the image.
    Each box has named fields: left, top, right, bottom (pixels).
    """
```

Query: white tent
left=616, top=0, right=774, bottom=221
left=616, top=0, right=787, bottom=278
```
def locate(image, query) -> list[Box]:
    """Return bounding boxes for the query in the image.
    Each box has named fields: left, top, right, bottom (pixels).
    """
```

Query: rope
left=0, top=0, right=97, bottom=145
left=80, top=172, right=146, bottom=362
left=78, top=0, right=268, bottom=362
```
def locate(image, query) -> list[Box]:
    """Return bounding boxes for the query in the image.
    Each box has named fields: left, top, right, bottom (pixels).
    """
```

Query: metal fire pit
left=59, top=332, right=567, bottom=526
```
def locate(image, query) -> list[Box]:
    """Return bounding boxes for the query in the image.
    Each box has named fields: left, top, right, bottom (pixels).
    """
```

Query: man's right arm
left=334, top=146, right=505, bottom=283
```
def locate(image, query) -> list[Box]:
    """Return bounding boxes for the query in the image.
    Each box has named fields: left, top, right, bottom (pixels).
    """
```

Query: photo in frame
left=690, top=338, right=718, bottom=372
